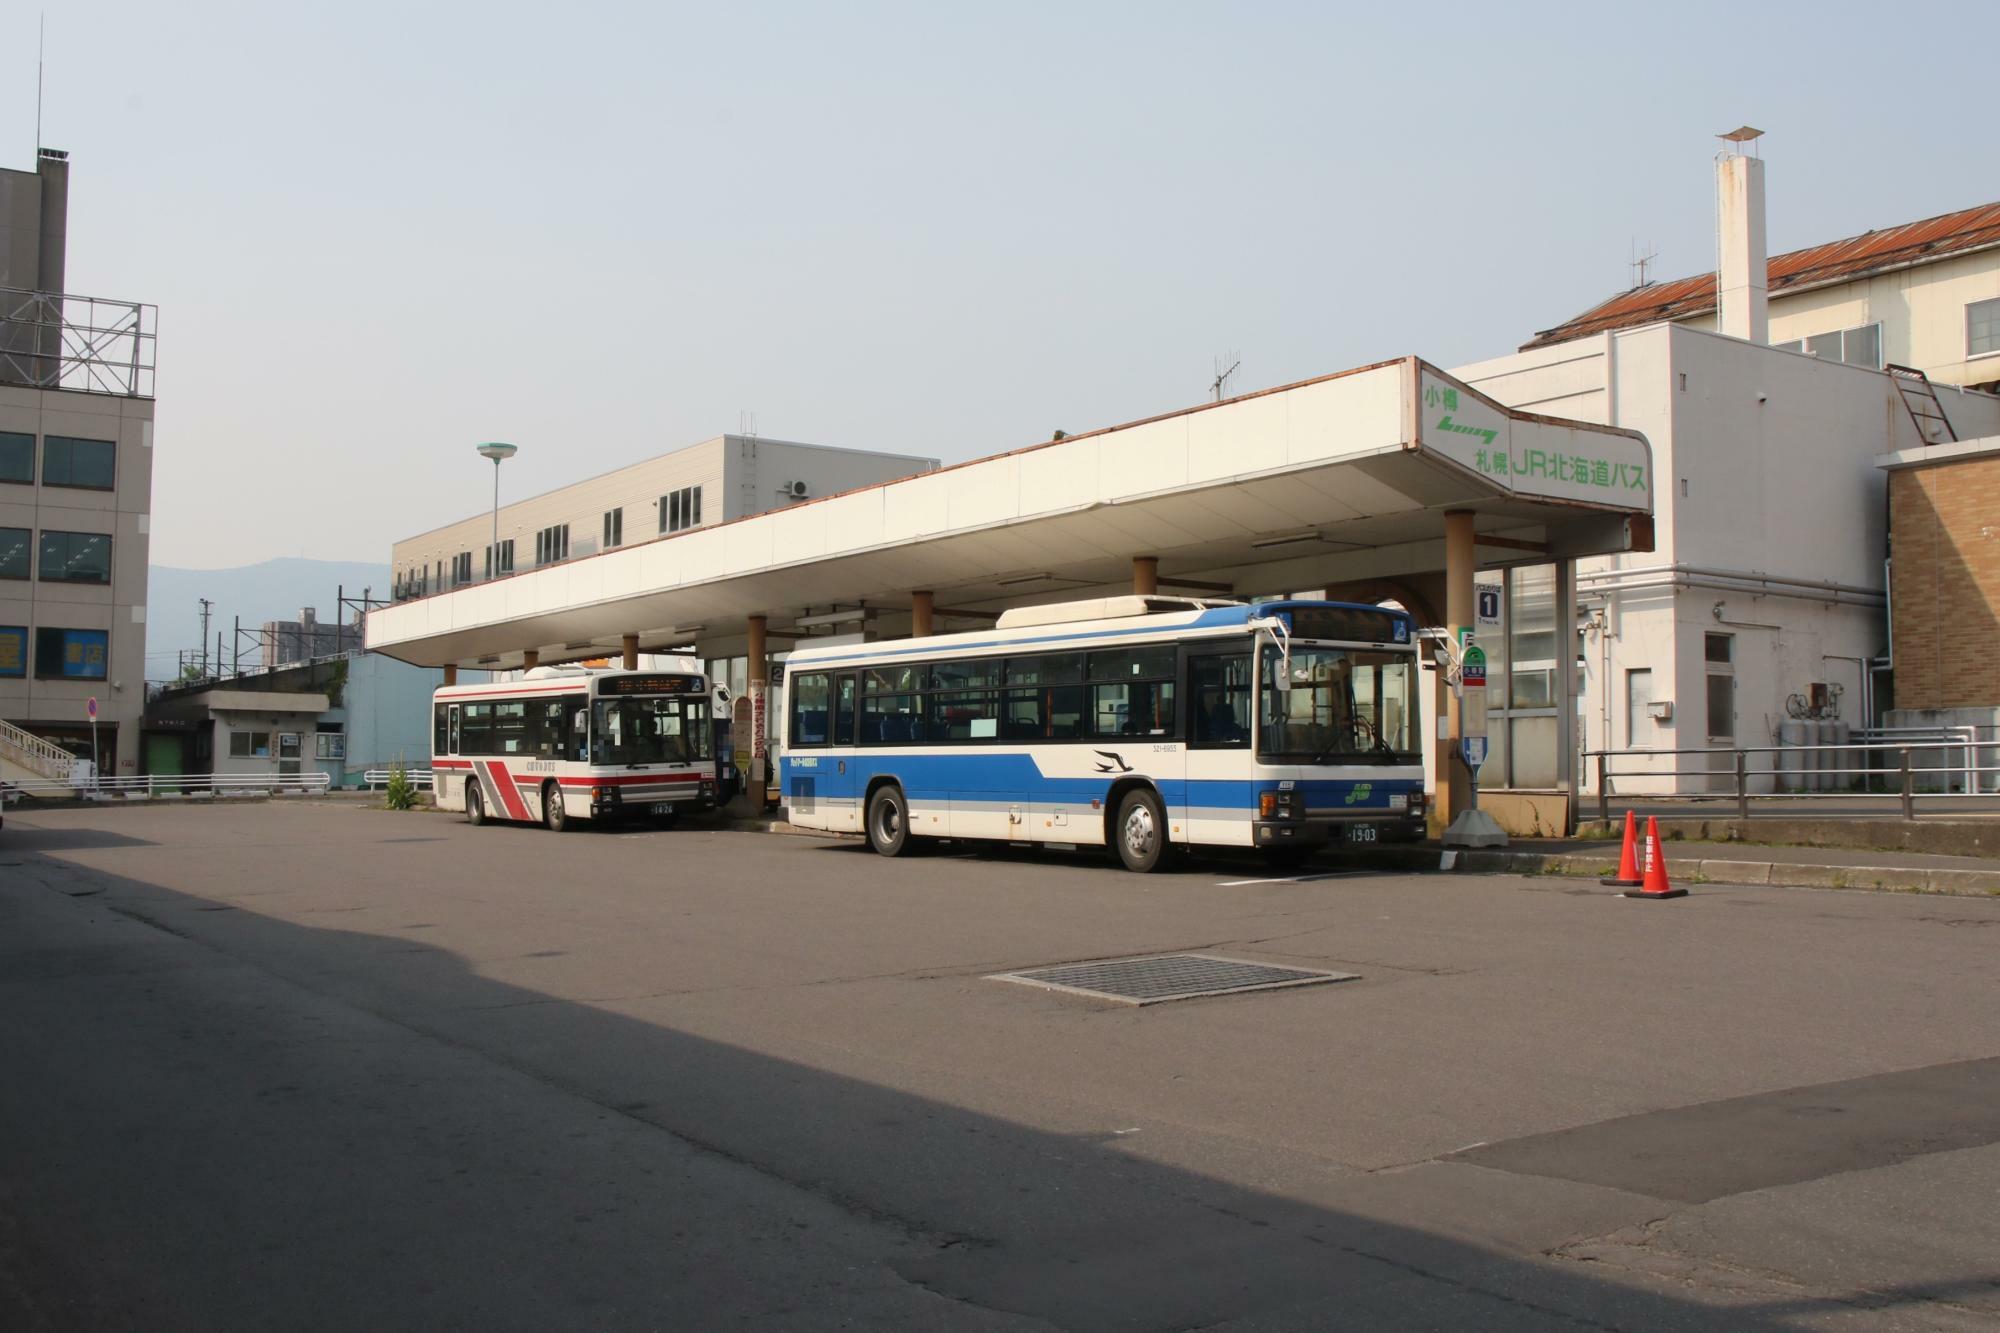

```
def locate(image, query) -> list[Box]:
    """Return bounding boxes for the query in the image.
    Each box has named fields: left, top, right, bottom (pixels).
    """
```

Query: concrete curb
left=709, top=819, right=2000, bottom=896
left=1415, top=847, right=2000, bottom=896
left=1574, top=817, right=2000, bottom=859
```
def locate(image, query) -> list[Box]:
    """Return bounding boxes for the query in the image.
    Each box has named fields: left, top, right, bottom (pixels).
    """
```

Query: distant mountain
left=147, top=558, right=392, bottom=679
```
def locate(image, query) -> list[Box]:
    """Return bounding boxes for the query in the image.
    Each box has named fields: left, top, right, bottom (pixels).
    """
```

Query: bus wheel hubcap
left=1125, top=807, right=1155, bottom=857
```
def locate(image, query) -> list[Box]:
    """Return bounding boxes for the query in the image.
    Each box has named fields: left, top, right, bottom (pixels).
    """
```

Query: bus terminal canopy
left=366, top=357, right=1654, bottom=669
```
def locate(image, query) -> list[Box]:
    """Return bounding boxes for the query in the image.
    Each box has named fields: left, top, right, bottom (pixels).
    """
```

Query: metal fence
left=1588, top=738, right=2000, bottom=821
left=2, top=772, right=332, bottom=801
left=362, top=769, right=433, bottom=790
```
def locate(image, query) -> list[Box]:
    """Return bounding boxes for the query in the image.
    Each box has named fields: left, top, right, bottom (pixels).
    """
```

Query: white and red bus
left=432, top=667, right=720, bottom=830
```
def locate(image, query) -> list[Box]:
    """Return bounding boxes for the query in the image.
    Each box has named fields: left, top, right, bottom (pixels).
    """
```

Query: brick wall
left=1890, top=456, right=2000, bottom=710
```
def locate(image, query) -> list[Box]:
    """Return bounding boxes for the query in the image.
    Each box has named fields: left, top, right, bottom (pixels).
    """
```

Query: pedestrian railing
left=2, top=772, right=333, bottom=800
left=362, top=769, right=433, bottom=790
left=1587, top=739, right=2000, bottom=821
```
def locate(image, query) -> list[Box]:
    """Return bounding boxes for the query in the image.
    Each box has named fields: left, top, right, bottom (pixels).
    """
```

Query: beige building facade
left=391, top=435, right=938, bottom=605
left=1, top=147, right=156, bottom=779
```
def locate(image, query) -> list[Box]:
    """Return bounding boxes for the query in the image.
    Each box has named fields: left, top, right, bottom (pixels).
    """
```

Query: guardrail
left=1588, top=740, right=2000, bottom=820
left=2, top=772, right=333, bottom=800
left=362, top=769, right=433, bottom=790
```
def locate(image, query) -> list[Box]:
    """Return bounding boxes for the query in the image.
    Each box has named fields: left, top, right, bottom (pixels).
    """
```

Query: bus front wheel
left=866, top=785, right=911, bottom=858
left=466, top=780, right=488, bottom=827
left=1114, top=788, right=1168, bottom=873
left=542, top=781, right=569, bottom=832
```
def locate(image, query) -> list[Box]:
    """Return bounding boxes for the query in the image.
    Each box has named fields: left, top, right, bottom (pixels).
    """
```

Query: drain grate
left=991, top=953, right=1357, bottom=1006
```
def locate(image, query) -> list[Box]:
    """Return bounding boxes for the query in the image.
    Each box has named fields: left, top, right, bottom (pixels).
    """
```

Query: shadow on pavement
left=2, top=848, right=1982, bottom=1331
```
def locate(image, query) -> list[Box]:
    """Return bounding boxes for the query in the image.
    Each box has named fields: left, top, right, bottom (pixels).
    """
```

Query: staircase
left=0, top=717, right=79, bottom=795
left=1887, top=364, right=1957, bottom=445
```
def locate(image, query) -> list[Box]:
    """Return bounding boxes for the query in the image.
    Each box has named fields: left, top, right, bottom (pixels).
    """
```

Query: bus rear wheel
left=1114, top=788, right=1168, bottom=873
left=466, top=780, right=488, bottom=827
left=866, top=785, right=911, bottom=857
left=542, top=781, right=569, bottom=832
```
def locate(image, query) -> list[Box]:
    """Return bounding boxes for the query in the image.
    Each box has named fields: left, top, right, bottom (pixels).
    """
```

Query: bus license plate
left=650, top=802, right=673, bottom=816
left=1347, top=824, right=1378, bottom=843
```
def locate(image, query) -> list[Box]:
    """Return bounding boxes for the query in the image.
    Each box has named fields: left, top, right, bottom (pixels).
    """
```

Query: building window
left=454, top=551, right=473, bottom=585
left=1704, top=632, right=1735, bottom=741
left=0, top=527, right=28, bottom=579
left=0, top=431, right=32, bottom=484
left=37, top=531, right=113, bottom=584
left=41, top=436, right=116, bottom=490
left=229, top=730, right=272, bottom=759
left=1625, top=668, right=1654, bottom=747
left=34, top=627, right=109, bottom=680
left=603, top=507, right=623, bottom=549
left=0, top=625, right=25, bottom=677
left=314, top=727, right=346, bottom=759
left=1969, top=298, right=2000, bottom=358
left=535, top=524, right=569, bottom=566
left=1770, top=323, right=1881, bottom=370
left=662, top=485, right=703, bottom=534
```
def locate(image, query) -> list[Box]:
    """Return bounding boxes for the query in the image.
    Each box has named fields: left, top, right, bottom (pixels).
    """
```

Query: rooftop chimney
left=1714, top=127, right=1768, bottom=343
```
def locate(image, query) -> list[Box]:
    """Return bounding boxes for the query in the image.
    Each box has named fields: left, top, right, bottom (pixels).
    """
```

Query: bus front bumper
left=1253, top=814, right=1425, bottom=848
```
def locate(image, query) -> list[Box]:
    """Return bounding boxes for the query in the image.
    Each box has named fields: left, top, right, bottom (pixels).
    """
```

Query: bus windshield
left=591, top=696, right=711, bottom=766
left=1259, top=645, right=1418, bottom=763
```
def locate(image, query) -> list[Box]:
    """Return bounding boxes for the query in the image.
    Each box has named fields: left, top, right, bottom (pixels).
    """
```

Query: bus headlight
left=1258, top=790, right=1302, bottom=820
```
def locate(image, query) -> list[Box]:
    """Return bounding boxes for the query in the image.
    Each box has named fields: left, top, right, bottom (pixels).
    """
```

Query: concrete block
left=1699, top=859, right=1772, bottom=885
left=1926, top=869, right=2000, bottom=896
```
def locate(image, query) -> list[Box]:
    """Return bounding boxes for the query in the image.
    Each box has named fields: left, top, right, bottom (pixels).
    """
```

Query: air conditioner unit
left=785, top=480, right=810, bottom=499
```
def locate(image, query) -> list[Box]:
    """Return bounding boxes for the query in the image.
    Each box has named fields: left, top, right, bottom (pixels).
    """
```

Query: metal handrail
left=0, top=718, right=81, bottom=780
left=1586, top=739, right=2000, bottom=820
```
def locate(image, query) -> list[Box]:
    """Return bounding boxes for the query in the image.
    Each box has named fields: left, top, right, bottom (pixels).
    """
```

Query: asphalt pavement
left=3, top=803, right=1998, bottom=1330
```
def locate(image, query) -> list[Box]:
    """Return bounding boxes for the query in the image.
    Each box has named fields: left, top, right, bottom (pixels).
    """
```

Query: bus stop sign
left=1460, top=645, right=1487, bottom=692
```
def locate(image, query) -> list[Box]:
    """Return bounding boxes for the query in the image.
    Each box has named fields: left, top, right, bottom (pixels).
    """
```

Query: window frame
left=0, top=430, right=32, bottom=485
left=33, top=626, right=109, bottom=681
left=1968, top=297, right=2000, bottom=360
left=36, top=530, right=114, bottom=585
left=0, top=526, right=29, bottom=580
left=40, top=435, right=117, bottom=491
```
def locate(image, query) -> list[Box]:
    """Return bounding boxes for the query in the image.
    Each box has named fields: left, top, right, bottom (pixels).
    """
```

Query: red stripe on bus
left=482, top=761, right=534, bottom=820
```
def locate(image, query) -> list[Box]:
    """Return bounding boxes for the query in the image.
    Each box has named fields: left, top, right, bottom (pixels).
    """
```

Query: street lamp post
left=476, top=442, right=518, bottom=579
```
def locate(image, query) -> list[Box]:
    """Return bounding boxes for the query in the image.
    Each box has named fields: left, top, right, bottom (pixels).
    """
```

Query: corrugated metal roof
left=1522, top=200, right=2000, bottom=350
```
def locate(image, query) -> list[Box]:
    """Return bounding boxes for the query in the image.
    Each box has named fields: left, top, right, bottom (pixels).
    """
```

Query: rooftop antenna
left=36, top=12, right=45, bottom=152
left=1629, top=237, right=1658, bottom=288
left=1210, top=352, right=1241, bottom=403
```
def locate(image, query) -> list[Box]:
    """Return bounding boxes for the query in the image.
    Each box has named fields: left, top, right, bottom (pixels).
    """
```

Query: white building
left=1455, top=324, right=2000, bottom=795
left=0, top=148, right=157, bottom=781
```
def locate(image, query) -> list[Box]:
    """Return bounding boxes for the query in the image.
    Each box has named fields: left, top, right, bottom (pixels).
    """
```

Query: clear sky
left=11, top=1, right=1996, bottom=569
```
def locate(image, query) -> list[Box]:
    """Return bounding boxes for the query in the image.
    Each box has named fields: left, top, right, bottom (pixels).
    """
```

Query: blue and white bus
left=778, top=596, right=1427, bottom=871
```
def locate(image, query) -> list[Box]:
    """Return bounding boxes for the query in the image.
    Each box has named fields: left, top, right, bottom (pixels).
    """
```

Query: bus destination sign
left=599, top=673, right=705, bottom=696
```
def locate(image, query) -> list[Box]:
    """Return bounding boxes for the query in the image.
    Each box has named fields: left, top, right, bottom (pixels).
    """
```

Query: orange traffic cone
left=1601, top=811, right=1642, bottom=888
left=1623, top=816, right=1687, bottom=900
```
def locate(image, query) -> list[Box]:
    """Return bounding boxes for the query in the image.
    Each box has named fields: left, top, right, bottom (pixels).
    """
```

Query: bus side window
left=447, top=705, right=461, bottom=755
left=571, top=709, right=588, bottom=762
left=833, top=675, right=856, bottom=746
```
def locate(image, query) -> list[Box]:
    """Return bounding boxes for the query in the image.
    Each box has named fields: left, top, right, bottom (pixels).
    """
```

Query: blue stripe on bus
left=779, top=751, right=1419, bottom=810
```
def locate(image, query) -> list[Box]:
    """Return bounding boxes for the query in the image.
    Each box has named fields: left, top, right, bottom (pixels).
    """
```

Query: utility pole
left=198, top=598, right=214, bottom=676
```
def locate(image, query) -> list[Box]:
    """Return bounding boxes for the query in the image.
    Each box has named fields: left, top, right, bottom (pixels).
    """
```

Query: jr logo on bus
left=1344, top=784, right=1373, bottom=805
left=1093, top=751, right=1134, bottom=774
